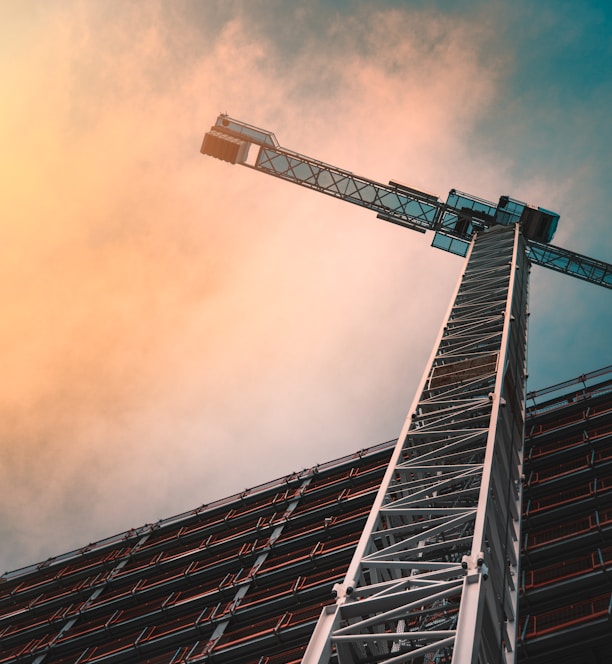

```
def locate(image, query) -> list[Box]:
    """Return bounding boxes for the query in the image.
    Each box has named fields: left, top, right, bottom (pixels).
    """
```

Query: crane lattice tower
left=201, top=115, right=611, bottom=664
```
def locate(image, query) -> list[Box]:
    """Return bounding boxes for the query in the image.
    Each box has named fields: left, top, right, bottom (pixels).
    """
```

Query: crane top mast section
left=202, top=114, right=612, bottom=289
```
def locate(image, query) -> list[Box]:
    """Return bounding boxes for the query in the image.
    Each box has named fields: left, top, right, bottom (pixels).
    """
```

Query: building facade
left=517, top=367, right=612, bottom=663
left=1, top=368, right=610, bottom=664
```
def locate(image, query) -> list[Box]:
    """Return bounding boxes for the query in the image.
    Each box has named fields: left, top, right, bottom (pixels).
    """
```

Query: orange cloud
left=1, top=1, right=518, bottom=570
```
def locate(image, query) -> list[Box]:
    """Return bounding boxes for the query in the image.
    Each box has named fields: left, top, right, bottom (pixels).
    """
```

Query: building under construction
left=1, top=366, right=610, bottom=664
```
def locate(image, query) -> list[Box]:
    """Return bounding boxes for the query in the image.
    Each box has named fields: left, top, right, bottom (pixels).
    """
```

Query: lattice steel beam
left=303, top=224, right=528, bottom=664
left=202, top=115, right=612, bottom=289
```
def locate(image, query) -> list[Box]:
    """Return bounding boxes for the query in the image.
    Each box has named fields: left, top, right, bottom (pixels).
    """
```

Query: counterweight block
left=201, top=129, right=250, bottom=164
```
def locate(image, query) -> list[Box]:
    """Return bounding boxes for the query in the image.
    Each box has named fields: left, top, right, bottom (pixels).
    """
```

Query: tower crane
left=200, top=115, right=612, bottom=664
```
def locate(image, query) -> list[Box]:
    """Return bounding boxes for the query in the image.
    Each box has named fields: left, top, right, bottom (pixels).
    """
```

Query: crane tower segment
left=303, top=223, right=527, bottom=663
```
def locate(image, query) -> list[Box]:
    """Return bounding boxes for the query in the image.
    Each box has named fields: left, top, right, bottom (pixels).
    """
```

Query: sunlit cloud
left=1, top=0, right=609, bottom=572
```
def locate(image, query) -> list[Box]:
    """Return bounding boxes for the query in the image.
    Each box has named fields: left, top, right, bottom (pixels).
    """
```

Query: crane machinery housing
left=201, top=114, right=612, bottom=664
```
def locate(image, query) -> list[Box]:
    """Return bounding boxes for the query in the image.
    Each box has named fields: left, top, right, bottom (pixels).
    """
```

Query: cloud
left=3, top=0, right=608, bottom=573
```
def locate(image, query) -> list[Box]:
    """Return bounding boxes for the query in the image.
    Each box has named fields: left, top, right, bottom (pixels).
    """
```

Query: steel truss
left=304, top=224, right=528, bottom=664
left=201, top=115, right=612, bottom=289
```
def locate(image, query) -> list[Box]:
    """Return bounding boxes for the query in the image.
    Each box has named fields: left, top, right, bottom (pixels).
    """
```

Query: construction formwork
left=1, top=368, right=611, bottom=664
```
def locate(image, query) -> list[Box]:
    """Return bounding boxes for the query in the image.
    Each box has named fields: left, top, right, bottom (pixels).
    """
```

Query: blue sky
left=0, top=0, right=610, bottom=572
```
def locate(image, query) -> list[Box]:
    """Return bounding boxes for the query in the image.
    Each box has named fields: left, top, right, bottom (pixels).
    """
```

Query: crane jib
left=526, top=242, right=612, bottom=288
left=254, top=147, right=438, bottom=231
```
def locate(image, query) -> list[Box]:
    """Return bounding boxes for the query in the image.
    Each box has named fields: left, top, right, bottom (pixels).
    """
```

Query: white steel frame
left=303, top=224, right=529, bottom=664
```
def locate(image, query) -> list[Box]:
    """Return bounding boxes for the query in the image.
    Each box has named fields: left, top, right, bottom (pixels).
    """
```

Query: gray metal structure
left=202, top=115, right=612, bottom=289
left=304, top=224, right=526, bottom=663
left=200, top=116, right=611, bottom=664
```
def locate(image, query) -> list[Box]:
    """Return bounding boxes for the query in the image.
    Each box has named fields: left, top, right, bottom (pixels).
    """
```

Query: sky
left=1, top=0, right=610, bottom=574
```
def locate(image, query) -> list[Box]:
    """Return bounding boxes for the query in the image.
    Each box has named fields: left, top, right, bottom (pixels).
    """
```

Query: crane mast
left=200, top=116, right=612, bottom=663
left=304, top=223, right=527, bottom=663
